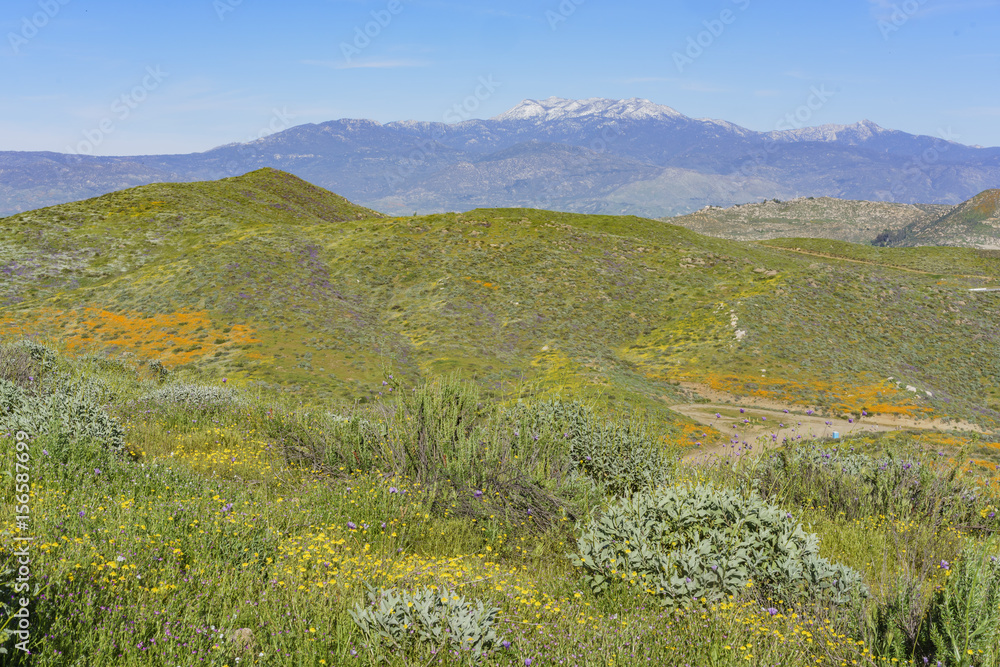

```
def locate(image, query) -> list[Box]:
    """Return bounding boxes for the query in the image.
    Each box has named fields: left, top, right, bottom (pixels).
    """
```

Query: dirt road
left=672, top=398, right=985, bottom=465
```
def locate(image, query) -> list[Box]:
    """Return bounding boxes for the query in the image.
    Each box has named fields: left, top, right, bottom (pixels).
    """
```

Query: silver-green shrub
left=349, top=584, right=504, bottom=657
left=570, top=483, right=867, bottom=608
left=0, top=376, right=126, bottom=454
left=569, top=419, right=674, bottom=497
left=756, top=444, right=986, bottom=526
left=505, top=398, right=674, bottom=496
left=138, top=382, right=242, bottom=413
left=17, top=340, right=56, bottom=371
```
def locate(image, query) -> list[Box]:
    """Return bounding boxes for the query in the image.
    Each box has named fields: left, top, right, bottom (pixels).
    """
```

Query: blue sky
left=2, top=0, right=999, bottom=155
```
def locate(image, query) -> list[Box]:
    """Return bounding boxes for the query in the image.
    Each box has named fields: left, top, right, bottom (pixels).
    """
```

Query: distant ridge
left=2, top=97, right=999, bottom=218
left=668, top=196, right=951, bottom=245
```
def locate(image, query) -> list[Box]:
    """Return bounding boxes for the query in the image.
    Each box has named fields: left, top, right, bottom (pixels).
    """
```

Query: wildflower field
left=2, top=338, right=1000, bottom=666
left=3, top=171, right=1000, bottom=665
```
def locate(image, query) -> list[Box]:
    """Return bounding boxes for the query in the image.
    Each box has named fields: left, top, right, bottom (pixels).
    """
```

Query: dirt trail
left=757, top=244, right=995, bottom=281
left=670, top=383, right=986, bottom=464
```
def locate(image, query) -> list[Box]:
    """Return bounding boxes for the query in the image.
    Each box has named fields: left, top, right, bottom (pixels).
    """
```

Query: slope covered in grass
left=1, top=170, right=999, bottom=434
left=891, top=188, right=1000, bottom=248
left=2, top=340, right=999, bottom=665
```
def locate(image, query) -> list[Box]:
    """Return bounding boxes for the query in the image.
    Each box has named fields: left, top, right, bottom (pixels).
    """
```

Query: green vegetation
left=668, top=196, right=951, bottom=245
left=2, top=172, right=1000, bottom=664
left=570, top=483, right=867, bottom=608
left=1, top=340, right=998, bottom=665
left=1, top=170, right=999, bottom=432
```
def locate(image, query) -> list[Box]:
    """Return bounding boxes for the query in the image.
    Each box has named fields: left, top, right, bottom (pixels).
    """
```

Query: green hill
left=2, top=169, right=999, bottom=432
left=888, top=188, right=1000, bottom=248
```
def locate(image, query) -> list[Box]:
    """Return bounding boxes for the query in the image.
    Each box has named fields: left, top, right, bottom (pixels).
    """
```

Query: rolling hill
left=885, top=189, right=1000, bottom=248
left=2, top=169, right=999, bottom=433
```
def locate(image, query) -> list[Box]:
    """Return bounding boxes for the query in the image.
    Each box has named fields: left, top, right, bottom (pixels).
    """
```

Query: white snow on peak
left=768, top=119, right=887, bottom=143
left=492, top=97, right=687, bottom=123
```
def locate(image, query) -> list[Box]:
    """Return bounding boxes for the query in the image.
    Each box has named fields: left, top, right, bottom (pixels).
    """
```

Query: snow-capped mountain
left=492, top=96, right=687, bottom=123
left=767, top=119, right=891, bottom=144
left=3, top=98, right=999, bottom=219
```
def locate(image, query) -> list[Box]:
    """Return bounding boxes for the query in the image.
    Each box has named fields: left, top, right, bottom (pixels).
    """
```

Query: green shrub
left=570, top=418, right=674, bottom=497
left=502, top=398, right=594, bottom=447
left=920, top=540, right=1000, bottom=666
left=83, top=353, right=138, bottom=379
left=504, top=397, right=674, bottom=497
left=0, top=344, right=41, bottom=389
left=752, top=444, right=987, bottom=527
left=147, top=359, right=170, bottom=381
left=349, top=584, right=505, bottom=658
left=16, top=340, right=56, bottom=372
left=320, top=413, right=388, bottom=470
left=570, top=483, right=867, bottom=608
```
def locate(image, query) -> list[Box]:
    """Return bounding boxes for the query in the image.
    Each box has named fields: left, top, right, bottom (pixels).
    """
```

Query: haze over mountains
left=3, top=97, right=1000, bottom=219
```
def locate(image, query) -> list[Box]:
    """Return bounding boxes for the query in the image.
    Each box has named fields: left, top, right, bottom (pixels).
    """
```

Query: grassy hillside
left=2, top=170, right=999, bottom=434
left=3, top=172, right=1000, bottom=666
left=889, top=189, right=1000, bottom=248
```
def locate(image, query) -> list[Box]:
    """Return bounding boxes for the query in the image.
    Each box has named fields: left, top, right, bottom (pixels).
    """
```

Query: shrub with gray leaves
left=569, top=419, right=674, bottom=497
left=570, top=483, right=867, bottom=608
left=0, top=377, right=126, bottom=454
left=504, top=398, right=674, bottom=497
left=349, top=584, right=505, bottom=657
left=138, top=382, right=242, bottom=413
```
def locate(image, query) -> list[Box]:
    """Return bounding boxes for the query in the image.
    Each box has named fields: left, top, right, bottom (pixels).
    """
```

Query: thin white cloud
left=782, top=69, right=812, bottom=80
left=302, top=59, right=428, bottom=70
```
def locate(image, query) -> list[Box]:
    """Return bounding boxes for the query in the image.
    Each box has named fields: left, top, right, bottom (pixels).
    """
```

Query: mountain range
left=3, top=96, right=999, bottom=218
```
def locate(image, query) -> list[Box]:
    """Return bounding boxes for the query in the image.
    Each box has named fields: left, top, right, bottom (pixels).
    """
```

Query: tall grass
left=1, top=339, right=999, bottom=665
